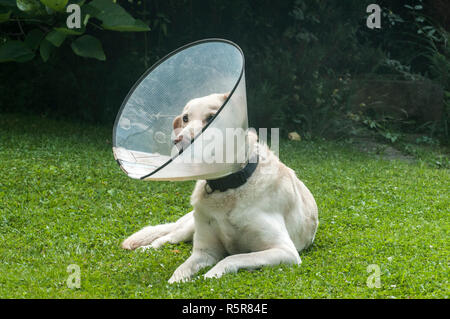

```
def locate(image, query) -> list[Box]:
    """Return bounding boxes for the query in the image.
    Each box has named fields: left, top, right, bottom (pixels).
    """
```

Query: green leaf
left=45, top=30, right=66, bottom=47
left=71, top=35, right=105, bottom=61
left=86, top=0, right=150, bottom=32
left=16, top=0, right=41, bottom=11
left=24, top=28, right=45, bottom=50
left=54, top=26, right=84, bottom=35
left=39, top=0, right=68, bottom=11
left=44, top=4, right=53, bottom=14
left=0, top=10, right=11, bottom=23
left=83, top=12, right=90, bottom=26
left=102, top=18, right=150, bottom=31
left=0, top=0, right=17, bottom=6
left=39, top=39, right=52, bottom=62
left=0, top=40, right=35, bottom=62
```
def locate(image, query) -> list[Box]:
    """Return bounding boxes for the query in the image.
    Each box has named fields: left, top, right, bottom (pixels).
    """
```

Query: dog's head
left=172, top=93, right=228, bottom=150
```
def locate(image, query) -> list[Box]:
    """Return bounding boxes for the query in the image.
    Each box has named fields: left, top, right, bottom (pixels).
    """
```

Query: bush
left=0, top=0, right=448, bottom=142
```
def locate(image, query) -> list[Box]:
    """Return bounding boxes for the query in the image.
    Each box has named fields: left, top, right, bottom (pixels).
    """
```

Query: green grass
left=0, top=113, right=448, bottom=299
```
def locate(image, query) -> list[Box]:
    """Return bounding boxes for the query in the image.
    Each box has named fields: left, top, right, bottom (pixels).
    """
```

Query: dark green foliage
left=0, top=0, right=149, bottom=62
left=0, top=0, right=448, bottom=141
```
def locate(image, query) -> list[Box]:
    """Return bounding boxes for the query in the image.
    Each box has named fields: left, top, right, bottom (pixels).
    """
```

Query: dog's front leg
left=168, top=250, right=218, bottom=284
left=204, top=246, right=301, bottom=279
left=169, top=215, right=226, bottom=284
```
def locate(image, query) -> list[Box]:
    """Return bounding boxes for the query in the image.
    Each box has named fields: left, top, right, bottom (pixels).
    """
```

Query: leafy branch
left=0, top=0, right=151, bottom=63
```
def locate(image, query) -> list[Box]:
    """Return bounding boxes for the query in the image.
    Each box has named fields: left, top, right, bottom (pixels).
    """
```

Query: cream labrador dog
left=121, top=93, right=319, bottom=283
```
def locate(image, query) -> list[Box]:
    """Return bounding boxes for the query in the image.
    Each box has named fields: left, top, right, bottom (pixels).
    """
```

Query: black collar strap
left=205, top=154, right=259, bottom=193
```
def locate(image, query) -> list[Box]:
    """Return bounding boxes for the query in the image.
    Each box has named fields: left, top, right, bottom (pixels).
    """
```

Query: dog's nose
left=173, top=135, right=183, bottom=144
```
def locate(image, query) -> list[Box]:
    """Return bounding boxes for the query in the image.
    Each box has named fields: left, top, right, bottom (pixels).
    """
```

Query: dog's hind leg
left=121, top=211, right=195, bottom=250
left=147, top=211, right=195, bottom=249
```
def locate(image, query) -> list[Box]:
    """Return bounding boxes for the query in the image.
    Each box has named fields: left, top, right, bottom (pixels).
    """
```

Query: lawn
left=0, top=113, right=448, bottom=298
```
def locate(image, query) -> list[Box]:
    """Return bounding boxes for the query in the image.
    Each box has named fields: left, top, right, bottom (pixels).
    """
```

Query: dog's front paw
left=168, top=269, right=192, bottom=284
left=137, top=245, right=153, bottom=252
left=203, top=266, right=226, bottom=279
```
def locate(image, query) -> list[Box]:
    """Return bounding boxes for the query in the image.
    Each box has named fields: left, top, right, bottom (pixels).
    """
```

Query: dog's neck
left=204, top=148, right=259, bottom=194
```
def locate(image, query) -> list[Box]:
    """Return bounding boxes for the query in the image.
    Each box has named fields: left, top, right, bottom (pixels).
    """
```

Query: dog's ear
left=172, top=115, right=182, bottom=130
left=222, top=92, right=230, bottom=100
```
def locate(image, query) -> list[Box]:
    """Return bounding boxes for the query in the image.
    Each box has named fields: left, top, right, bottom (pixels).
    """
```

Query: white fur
left=121, top=94, right=319, bottom=283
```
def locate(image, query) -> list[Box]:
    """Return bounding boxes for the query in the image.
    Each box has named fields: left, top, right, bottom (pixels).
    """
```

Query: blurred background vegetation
left=0, top=0, right=449, bottom=145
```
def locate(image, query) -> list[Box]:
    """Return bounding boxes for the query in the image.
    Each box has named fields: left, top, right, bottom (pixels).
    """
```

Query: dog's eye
left=206, top=114, right=214, bottom=123
left=182, top=114, right=188, bottom=123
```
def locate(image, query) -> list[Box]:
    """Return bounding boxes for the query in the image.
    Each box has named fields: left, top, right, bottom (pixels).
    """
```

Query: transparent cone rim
left=112, top=38, right=246, bottom=180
